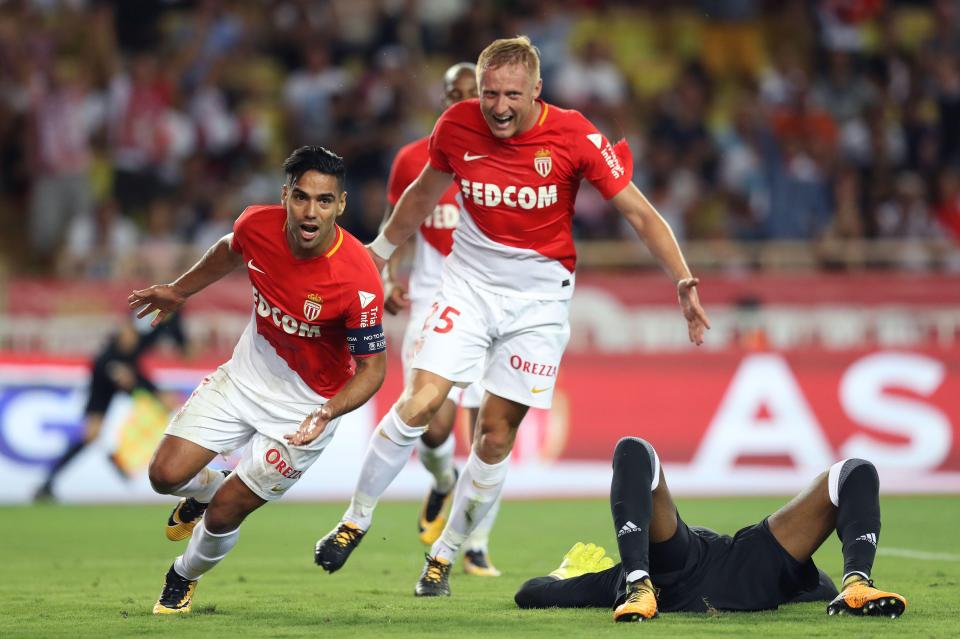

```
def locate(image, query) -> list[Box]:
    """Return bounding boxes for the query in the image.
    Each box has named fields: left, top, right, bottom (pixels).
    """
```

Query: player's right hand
left=384, top=281, right=410, bottom=315
left=128, top=284, right=187, bottom=327
left=677, top=277, right=710, bottom=346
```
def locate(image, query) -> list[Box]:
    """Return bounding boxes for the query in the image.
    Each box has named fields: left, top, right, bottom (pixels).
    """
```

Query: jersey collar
left=508, top=99, right=549, bottom=144
left=323, top=225, right=344, bottom=258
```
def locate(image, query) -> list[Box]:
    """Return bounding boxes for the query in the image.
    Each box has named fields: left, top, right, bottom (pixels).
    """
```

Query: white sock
left=842, top=570, right=870, bottom=585
left=626, top=569, right=650, bottom=584
left=431, top=452, right=510, bottom=562
left=463, top=492, right=501, bottom=553
left=174, top=467, right=226, bottom=503
left=415, top=434, right=457, bottom=493
left=343, top=407, right=426, bottom=530
left=174, top=520, right=240, bottom=580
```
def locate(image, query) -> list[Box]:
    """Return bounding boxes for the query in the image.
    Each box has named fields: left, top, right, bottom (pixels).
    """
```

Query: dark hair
left=282, top=145, right=346, bottom=191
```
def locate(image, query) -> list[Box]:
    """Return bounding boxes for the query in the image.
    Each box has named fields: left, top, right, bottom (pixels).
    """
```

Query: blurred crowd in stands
left=1, top=0, right=960, bottom=279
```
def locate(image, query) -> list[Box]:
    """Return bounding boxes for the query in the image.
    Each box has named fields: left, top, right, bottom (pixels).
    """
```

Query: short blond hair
left=476, top=35, right=541, bottom=83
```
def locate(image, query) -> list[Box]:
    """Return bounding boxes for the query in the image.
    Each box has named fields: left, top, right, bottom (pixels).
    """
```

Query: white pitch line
left=878, top=547, right=960, bottom=562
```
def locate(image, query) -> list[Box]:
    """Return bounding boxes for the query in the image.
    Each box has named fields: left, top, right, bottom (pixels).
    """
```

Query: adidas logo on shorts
left=618, top=521, right=642, bottom=537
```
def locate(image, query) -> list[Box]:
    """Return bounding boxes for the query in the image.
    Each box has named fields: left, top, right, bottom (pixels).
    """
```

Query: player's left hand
left=284, top=405, right=333, bottom=446
left=677, top=277, right=710, bottom=345
left=384, top=280, right=410, bottom=315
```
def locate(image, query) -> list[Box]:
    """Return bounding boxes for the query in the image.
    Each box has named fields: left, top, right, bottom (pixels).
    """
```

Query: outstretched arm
left=515, top=543, right=622, bottom=609
left=285, top=352, right=387, bottom=446
left=368, top=165, right=452, bottom=271
left=611, top=184, right=710, bottom=345
left=128, top=233, right=243, bottom=327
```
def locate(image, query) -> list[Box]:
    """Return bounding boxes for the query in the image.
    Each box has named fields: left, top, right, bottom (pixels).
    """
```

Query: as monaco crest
left=534, top=147, right=552, bottom=178
left=303, top=293, right=323, bottom=321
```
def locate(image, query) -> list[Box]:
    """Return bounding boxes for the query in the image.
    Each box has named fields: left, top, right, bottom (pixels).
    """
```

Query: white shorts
left=403, top=298, right=484, bottom=409
left=411, top=271, right=570, bottom=409
left=165, top=368, right=340, bottom=501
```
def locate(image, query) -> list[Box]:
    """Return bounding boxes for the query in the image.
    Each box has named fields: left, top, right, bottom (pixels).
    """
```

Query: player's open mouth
left=299, top=223, right=320, bottom=241
left=492, top=113, right=513, bottom=128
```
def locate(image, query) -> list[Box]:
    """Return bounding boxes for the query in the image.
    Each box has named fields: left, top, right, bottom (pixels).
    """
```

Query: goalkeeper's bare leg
left=767, top=458, right=906, bottom=618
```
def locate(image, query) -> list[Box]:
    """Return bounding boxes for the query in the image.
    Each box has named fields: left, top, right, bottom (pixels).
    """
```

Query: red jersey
left=387, top=137, right=460, bottom=304
left=225, top=205, right=385, bottom=403
left=428, top=98, right=632, bottom=300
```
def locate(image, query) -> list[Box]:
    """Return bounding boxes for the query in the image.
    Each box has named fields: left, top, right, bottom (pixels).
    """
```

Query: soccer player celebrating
left=316, top=35, right=709, bottom=597
left=515, top=437, right=908, bottom=622
left=322, top=62, right=501, bottom=577
left=130, top=146, right=387, bottom=614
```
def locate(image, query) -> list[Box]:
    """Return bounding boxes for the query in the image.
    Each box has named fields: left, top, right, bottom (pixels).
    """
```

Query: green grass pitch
left=1, top=496, right=957, bottom=638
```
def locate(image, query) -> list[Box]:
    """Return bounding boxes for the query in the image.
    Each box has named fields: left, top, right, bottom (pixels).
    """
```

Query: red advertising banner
left=532, top=350, right=960, bottom=470
left=378, top=347, right=960, bottom=487
left=1, top=346, right=957, bottom=502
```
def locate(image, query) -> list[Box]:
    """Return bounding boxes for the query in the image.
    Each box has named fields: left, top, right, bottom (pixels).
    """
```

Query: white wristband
left=369, top=233, right=398, bottom=260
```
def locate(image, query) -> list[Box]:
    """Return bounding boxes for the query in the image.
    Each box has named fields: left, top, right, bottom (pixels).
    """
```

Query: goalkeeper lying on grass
left=515, top=437, right=907, bottom=622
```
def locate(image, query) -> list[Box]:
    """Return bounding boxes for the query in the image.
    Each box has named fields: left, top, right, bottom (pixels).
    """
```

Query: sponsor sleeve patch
left=346, top=324, right=386, bottom=355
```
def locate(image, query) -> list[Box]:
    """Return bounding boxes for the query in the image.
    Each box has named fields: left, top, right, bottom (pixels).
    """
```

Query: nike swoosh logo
left=531, top=386, right=552, bottom=394
left=247, top=259, right=266, bottom=274
left=472, top=479, right=498, bottom=490
left=463, top=152, right=487, bottom=162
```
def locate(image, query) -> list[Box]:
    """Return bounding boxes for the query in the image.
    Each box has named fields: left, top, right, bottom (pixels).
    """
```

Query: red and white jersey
left=428, top=99, right=633, bottom=300
left=225, top=205, right=385, bottom=406
left=387, top=137, right=460, bottom=306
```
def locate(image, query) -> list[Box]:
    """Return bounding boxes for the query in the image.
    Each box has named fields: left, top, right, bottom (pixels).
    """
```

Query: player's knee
left=843, top=458, right=878, bottom=484
left=847, top=457, right=876, bottom=472
left=614, top=436, right=652, bottom=456
left=148, top=463, right=183, bottom=495
left=203, top=501, right=244, bottom=534
left=828, top=457, right=878, bottom=506
left=420, top=425, right=450, bottom=449
left=831, top=457, right=878, bottom=482
left=614, top=437, right=656, bottom=466
left=476, top=427, right=514, bottom=461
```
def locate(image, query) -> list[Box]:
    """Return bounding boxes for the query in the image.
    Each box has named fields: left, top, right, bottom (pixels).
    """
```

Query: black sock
left=610, top=437, right=657, bottom=582
left=41, top=440, right=87, bottom=490
left=834, top=459, right=881, bottom=582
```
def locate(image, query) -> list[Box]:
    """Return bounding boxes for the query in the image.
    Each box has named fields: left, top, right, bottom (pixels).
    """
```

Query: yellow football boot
left=827, top=576, right=907, bottom=618
left=614, top=578, right=658, bottom=622
left=152, top=564, right=198, bottom=615
left=463, top=549, right=501, bottom=577
left=418, top=471, right=457, bottom=545
left=165, top=498, right=208, bottom=541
